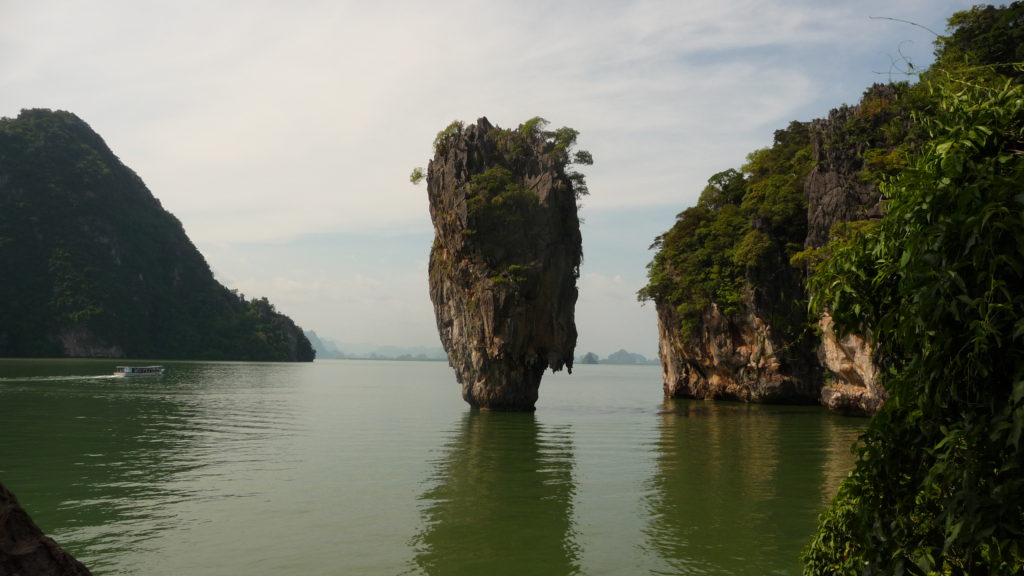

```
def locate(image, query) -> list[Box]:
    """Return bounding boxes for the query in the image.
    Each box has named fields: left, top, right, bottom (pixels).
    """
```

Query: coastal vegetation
left=0, top=109, right=314, bottom=361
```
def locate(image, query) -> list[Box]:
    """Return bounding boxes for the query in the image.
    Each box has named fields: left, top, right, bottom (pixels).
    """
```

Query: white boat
left=113, top=365, right=165, bottom=377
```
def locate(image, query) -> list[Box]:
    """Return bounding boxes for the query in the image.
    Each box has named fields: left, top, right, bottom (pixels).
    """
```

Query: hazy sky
left=2, top=1, right=975, bottom=357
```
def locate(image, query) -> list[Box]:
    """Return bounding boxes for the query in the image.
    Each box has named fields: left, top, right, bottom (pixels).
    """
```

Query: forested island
left=0, top=110, right=314, bottom=361
left=643, top=3, right=1024, bottom=573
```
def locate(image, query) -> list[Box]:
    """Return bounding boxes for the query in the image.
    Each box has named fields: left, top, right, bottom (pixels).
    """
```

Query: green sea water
left=0, top=359, right=865, bottom=575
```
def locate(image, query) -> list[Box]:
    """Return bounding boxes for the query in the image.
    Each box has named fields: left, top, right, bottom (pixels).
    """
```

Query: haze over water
left=0, top=359, right=864, bottom=575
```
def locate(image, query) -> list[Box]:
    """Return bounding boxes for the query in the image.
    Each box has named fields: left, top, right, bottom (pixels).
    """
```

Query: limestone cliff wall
left=55, top=325, right=125, bottom=358
left=802, top=87, right=893, bottom=414
left=427, top=118, right=581, bottom=411
left=817, top=314, right=886, bottom=414
left=657, top=296, right=819, bottom=404
left=804, top=87, right=888, bottom=248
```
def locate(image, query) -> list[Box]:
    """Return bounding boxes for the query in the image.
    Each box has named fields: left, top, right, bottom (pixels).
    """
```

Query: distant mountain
left=304, top=332, right=446, bottom=361
left=603, top=349, right=657, bottom=365
left=305, top=331, right=343, bottom=359
left=0, top=109, right=314, bottom=361
left=574, top=350, right=658, bottom=365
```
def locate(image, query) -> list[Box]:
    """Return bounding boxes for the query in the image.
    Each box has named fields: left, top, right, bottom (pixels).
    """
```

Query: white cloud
left=1, top=0, right=978, bottom=350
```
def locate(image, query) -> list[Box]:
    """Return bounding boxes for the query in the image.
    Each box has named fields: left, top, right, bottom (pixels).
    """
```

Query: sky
left=1, top=0, right=978, bottom=358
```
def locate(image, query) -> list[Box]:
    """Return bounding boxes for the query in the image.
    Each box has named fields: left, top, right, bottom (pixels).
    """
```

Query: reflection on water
left=644, top=400, right=864, bottom=575
left=412, top=411, right=580, bottom=576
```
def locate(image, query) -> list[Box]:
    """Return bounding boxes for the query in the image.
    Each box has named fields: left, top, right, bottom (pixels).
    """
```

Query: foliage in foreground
left=802, top=73, right=1024, bottom=575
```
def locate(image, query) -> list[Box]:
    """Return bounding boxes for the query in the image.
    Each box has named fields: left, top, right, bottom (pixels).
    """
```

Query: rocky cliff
left=816, top=314, right=885, bottom=414
left=647, top=123, right=821, bottom=405
left=647, top=87, right=905, bottom=415
left=803, top=86, right=890, bottom=248
left=653, top=226, right=822, bottom=404
left=801, top=86, right=901, bottom=414
left=656, top=300, right=820, bottom=403
left=425, top=117, right=586, bottom=411
left=0, top=482, right=92, bottom=575
left=0, top=109, right=314, bottom=361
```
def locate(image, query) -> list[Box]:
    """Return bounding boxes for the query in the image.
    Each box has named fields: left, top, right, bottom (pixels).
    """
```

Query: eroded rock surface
left=817, top=314, right=886, bottom=415
left=657, top=298, right=820, bottom=404
left=426, top=118, right=584, bottom=411
left=803, top=88, right=894, bottom=414
left=804, top=97, right=886, bottom=248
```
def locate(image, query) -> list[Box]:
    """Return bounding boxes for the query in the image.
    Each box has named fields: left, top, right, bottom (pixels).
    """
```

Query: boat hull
left=113, top=365, right=165, bottom=377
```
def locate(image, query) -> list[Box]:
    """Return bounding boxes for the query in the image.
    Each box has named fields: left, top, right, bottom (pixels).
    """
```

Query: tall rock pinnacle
left=422, top=117, right=590, bottom=411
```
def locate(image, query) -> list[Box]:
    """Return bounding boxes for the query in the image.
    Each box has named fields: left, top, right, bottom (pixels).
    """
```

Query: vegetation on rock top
left=419, top=116, right=591, bottom=282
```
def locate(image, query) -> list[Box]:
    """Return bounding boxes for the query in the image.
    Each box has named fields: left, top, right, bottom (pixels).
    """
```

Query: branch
left=869, top=16, right=941, bottom=38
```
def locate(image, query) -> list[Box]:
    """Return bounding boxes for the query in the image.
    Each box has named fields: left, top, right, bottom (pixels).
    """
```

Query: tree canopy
left=639, top=121, right=812, bottom=338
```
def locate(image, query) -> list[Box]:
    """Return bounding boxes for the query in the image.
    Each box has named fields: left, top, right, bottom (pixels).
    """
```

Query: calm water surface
left=0, top=359, right=865, bottom=575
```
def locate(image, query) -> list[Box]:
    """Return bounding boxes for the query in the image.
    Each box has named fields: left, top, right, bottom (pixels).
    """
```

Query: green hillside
left=0, top=109, right=314, bottom=361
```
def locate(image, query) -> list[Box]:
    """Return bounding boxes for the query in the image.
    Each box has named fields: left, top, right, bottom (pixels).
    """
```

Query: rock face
left=657, top=292, right=820, bottom=404
left=0, top=482, right=92, bottom=575
left=817, top=315, right=886, bottom=414
left=803, top=86, right=903, bottom=248
left=426, top=118, right=583, bottom=411
left=802, top=87, right=894, bottom=414
left=804, top=101, right=886, bottom=248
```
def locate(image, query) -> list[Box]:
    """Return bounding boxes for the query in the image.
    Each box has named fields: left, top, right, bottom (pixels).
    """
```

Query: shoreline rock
left=0, top=482, right=91, bottom=575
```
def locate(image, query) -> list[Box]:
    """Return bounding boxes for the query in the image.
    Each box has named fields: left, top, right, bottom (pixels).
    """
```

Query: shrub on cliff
left=639, top=121, right=813, bottom=338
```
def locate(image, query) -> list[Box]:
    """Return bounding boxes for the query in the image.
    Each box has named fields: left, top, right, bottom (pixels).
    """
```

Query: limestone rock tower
left=423, top=117, right=589, bottom=411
